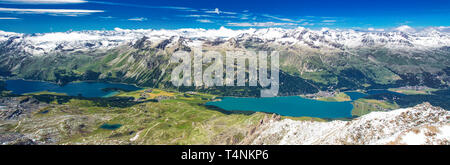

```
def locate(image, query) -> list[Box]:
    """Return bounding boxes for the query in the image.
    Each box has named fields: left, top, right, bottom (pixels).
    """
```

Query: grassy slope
left=316, top=92, right=351, bottom=102
left=61, top=98, right=264, bottom=144
left=388, top=88, right=438, bottom=95
left=351, top=98, right=399, bottom=117
left=1, top=89, right=323, bottom=145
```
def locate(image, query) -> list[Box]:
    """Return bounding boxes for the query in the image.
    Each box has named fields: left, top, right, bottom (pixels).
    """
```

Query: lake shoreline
left=4, top=79, right=142, bottom=98
left=205, top=96, right=355, bottom=119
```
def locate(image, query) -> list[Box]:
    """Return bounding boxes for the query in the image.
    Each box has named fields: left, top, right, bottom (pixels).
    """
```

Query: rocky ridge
left=244, top=103, right=449, bottom=145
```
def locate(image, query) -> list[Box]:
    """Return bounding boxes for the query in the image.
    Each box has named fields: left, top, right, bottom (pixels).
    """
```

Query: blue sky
left=0, top=0, right=449, bottom=33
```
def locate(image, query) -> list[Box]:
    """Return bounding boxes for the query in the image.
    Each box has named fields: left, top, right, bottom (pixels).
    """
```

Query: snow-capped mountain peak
left=1, top=26, right=449, bottom=56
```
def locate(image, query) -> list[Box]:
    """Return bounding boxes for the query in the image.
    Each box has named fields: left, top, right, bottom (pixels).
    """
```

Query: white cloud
left=261, top=14, right=307, bottom=23
left=88, top=1, right=191, bottom=11
left=183, top=14, right=213, bottom=18
left=227, top=22, right=253, bottom=27
left=239, top=14, right=251, bottom=20
left=127, top=17, right=147, bottom=21
left=394, top=25, right=415, bottom=33
left=301, top=22, right=314, bottom=26
left=0, top=7, right=103, bottom=16
left=319, top=23, right=335, bottom=26
left=222, top=11, right=237, bottom=15
left=435, top=26, right=450, bottom=32
left=368, top=27, right=384, bottom=32
left=220, top=15, right=237, bottom=19
left=262, top=14, right=295, bottom=22
left=205, top=8, right=220, bottom=14
left=227, top=22, right=296, bottom=27
left=0, top=17, right=20, bottom=19
left=321, top=20, right=337, bottom=23
left=196, top=19, right=212, bottom=23
left=99, top=16, right=114, bottom=19
left=205, top=8, right=236, bottom=15
left=0, top=0, right=87, bottom=4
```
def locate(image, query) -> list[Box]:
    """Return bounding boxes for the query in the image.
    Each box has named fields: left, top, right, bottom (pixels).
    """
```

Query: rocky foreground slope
left=243, top=103, right=449, bottom=145
left=1, top=94, right=448, bottom=145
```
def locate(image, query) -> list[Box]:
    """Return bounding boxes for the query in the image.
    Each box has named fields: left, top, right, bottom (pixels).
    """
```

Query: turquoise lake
left=205, top=90, right=400, bottom=118
left=345, top=92, right=368, bottom=100
left=206, top=96, right=355, bottom=118
left=4, top=79, right=399, bottom=118
left=5, top=79, right=141, bottom=98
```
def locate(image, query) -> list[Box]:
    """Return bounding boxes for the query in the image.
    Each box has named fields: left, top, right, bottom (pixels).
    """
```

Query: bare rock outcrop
left=243, top=103, right=450, bottom=145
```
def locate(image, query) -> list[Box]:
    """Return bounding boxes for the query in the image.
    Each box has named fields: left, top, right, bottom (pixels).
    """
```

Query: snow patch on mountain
left=1, top=26, right=450, bottom=56
left=0, top=30, right=20, bottom=42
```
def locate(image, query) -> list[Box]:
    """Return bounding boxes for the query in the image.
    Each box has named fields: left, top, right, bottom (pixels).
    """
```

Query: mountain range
left=2, top=26, right=450, bottom=55
left=1, top=26, right=449, bottom=145
left=1, top=26, right=449, bottom=96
